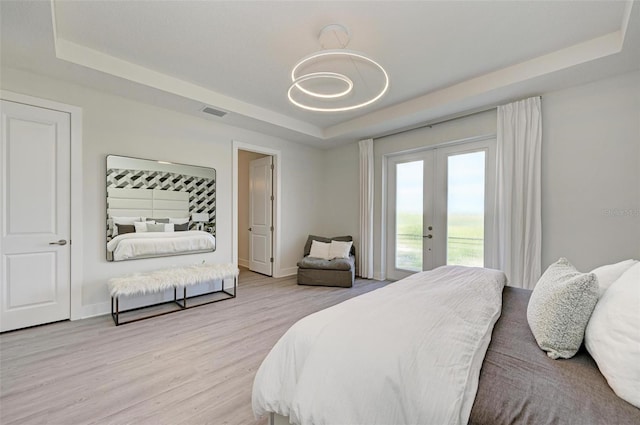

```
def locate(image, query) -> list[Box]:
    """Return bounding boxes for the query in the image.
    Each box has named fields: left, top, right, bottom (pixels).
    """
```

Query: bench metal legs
left=110, top=276, right=237, bottom=326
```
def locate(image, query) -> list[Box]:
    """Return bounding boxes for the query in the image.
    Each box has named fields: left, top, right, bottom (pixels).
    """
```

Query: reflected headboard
left=106, top=188, right=189, bottom=241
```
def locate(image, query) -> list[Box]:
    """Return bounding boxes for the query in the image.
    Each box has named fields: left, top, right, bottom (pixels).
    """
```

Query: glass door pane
left=446, top=151, right=485, bottom=266
left=395, top=161, right=423, bottom=271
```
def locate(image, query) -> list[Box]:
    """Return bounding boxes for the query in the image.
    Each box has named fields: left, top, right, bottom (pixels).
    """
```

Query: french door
left=386, top=139, right=495, bottom=280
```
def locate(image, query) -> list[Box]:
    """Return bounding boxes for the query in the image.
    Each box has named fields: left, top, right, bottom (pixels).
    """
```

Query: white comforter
left=252, top=266, right=506, bottom=425
left=106, top=230, right=216, bottom=261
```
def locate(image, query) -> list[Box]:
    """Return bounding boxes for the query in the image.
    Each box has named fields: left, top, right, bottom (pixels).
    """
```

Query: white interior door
left=249, top=156, right=273, bottom=276
left=0, top=100, right=71, bottom=332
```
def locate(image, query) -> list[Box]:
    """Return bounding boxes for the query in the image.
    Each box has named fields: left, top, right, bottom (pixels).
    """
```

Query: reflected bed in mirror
left=106, top=155, right=216, bottom=261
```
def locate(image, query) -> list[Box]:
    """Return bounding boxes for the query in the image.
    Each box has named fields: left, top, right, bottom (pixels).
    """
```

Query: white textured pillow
left=527, top=258, right=599, bottom=359
left=329, top=240, right=353, bottom=259
left=134, top=221, right=151, bottom=233
left=164, top=223, right=175, bottom=232
left=585, top=262, right=640, bottom=408
left=309, top=240, right=331, bottom=260
left=590, top=259, right=638, bottom=297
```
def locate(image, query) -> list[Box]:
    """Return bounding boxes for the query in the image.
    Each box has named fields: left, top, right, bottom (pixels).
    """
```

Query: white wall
left=322, top=70, right=640, bottom=279
left=317, top=144, right=360, bottom=271
left=1, top=67, right=325, bottom=317
left=3, top=64, right=635, bottom=315
left=541, top=70, right=640, bottom=271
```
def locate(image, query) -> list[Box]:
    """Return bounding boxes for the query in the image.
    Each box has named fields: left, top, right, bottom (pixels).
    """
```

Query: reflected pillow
left=146, top=223, right=174, bottom=232
left=174, top=222, right=189, bottom=231
left=115, top=224, right=135, bottom=235
left=169, top=217, right=189, bottom=225
left=134, top=221, right=151, bottom=232
left=146, top=223, right=165, bottom=232
left=112, top=216, right=141, bottom=237
left=145, top=217, right=170, bottom=223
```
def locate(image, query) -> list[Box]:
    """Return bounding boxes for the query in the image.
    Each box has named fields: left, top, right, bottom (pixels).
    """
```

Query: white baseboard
left=80, top=301, right=110, bottom=319
left=277, top=266, right=298, bottom=277
left=238, top=258, right=249, bottom=269
left=373, top=271, right=386, bottom=281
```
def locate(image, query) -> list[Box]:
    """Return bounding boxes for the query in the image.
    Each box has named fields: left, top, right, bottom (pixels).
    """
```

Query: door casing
left=0, top=90, right=83, bottom=323
left=232, top=141, right=283, bottom=277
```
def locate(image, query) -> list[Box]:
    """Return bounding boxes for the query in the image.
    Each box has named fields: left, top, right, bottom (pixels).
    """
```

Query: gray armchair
left=297, top=235, right=355, bottom=288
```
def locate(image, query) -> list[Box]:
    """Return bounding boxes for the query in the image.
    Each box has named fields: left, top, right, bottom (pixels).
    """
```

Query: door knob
left=423, top=234, right=433, bottom=239
left=49, top=239, right=67, bottom=246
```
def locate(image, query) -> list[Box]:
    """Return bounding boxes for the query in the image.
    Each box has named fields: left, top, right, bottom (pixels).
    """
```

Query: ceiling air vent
left=201, top=106, right=227, bottom=118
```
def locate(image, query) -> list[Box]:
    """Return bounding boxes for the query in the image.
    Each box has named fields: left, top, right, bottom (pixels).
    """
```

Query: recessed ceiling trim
left=324, top=29, right=626, bottom=140
left=47, top=0, right=636, bottom=144
left=49, top=1, right=322, bottom=139
left=621, top=0, right=635, bottom=45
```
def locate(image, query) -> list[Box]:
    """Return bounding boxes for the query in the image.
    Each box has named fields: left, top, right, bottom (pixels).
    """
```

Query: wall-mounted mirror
left=106, top=155, right=216, bottom=261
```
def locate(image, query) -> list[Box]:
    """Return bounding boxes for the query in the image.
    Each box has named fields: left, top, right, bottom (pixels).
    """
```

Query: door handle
left=49, top=239, right=67, bottom=246
left=423, top=234, right=433, bottom=239
left=248, top=227, right=252, bottom=231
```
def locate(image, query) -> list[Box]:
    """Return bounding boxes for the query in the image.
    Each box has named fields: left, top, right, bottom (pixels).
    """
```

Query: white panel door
left=0, top=100, right=71, bottom=332
left=249, top=156, right=273, bottom=276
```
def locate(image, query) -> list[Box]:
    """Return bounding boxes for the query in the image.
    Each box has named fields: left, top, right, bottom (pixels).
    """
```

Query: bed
left=106, top=187, right=216, bottom=261
left=106, top=230, right=216, bottom=261
left=252, top=265, right=640, bottom=425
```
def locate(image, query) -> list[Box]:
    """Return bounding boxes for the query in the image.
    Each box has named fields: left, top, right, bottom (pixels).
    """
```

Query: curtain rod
left=374, top=96, right=542, bottom=141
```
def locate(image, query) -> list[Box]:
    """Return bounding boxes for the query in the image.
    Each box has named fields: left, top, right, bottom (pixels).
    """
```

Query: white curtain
left=492, top=97, right=542, bottom=289
left=359, top=139, right=374, bottom=279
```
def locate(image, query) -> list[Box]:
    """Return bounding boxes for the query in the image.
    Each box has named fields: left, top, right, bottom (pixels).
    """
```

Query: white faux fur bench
left=108, top=263, right=239, bottom=325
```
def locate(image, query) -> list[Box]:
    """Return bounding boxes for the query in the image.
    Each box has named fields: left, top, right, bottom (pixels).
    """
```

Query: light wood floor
left=0, top=269, right=390, bottom=425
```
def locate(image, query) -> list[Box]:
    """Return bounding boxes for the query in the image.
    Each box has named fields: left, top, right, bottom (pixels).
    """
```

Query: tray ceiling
left=1, top=1, right=639, bottom=147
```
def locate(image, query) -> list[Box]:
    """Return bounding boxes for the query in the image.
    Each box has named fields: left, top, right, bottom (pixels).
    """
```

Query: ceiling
left=1, top=1, right=639, bottom=148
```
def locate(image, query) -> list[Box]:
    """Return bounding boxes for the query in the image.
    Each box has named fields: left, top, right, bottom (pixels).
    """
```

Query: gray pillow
left=527, top=257, right=598, bottom=359
left=174, top=222, right=189, bottom=231
left=115, top=223, right=135, bottom=235
left=145, top=217, right=170, bottom=223
left=146, top=223, right=166, bottom=232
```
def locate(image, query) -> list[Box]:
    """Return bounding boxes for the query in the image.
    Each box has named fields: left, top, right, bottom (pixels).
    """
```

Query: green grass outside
left=396, top=212, right=483, bottom=270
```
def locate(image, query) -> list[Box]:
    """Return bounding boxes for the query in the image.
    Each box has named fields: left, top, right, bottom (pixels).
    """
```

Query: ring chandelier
left=287, top=25, right=390, bottom=112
